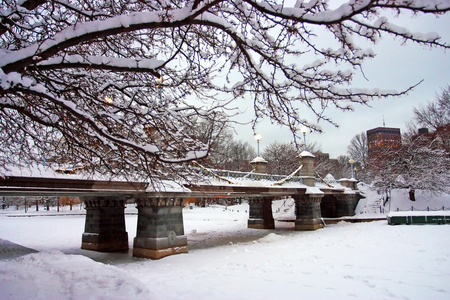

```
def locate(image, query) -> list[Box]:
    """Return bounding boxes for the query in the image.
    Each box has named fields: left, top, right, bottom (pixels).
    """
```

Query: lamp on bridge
left=300, top=126, right=308, bottom=151
left=254, top=133, right=262, bottom=156
left=156, top=76, right=163, bottom=102
left=349, top=159, right=355, bottom=178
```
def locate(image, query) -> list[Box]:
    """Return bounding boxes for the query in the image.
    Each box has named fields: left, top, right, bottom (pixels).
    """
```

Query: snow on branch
left=192, top=160, right=237, bottom=185
left=0, top=0, right=448, bottom=179
left=245, top=0, right=450, bottom=24
left=35, top=55, right=164, bottom=77
left=272, top=164, right=303, bottom=186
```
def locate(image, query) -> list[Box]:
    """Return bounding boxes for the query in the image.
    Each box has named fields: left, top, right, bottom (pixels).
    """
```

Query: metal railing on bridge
left=315, top=177, right=340, bottom=187
left=195, top=167, right=304, bottom=184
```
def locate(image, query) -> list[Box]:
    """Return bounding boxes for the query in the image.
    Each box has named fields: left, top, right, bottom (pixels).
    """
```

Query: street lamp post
left=300, top=126, right=308, bottom=151
left=156, top=77, right=163, bottom=102
left=254, top=133, right=262, bottom=156
left=349, top=159, right=355, bottom=178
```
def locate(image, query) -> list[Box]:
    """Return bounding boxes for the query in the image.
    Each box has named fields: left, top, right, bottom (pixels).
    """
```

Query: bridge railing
left=314, top=177, right=340, bottom=187
left=193, top=167, right=345, bottom=188
left=194, top=167, right=304, bottom=184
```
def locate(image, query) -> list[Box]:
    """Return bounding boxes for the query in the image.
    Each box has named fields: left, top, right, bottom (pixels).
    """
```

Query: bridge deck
left=0, top=176, right=315, bottom=198
left=0, top=176, right=147, bottom=196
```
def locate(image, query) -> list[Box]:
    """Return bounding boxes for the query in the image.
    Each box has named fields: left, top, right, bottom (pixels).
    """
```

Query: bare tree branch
left=0, top=0, right=448, bottom=179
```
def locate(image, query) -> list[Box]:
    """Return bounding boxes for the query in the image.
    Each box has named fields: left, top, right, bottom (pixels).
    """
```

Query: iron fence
left=195, top=167, right=304, bottom=184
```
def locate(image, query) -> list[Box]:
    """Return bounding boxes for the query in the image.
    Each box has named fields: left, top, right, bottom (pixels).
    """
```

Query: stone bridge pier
left=294, top=151, right=325, bottom=230
left=247, top=197, right=275, bottom=229
left=246, top=151, right=328, bottom=231
left=81, top=195, right=188, bottom=259
left=321, top=194, right=359, bottom=218
left=133, top=197, right=188, bottom=259
left=293, top=193, right=324, bottom=231
left=336, top=194, right=360, bottom=216
left=246, top=193, right=325, bottom=231
left=81, top=196, right=129, bottom=252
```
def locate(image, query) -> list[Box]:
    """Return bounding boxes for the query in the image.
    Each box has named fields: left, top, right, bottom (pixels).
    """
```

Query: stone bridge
left=0, top=152, right=360, bottom=259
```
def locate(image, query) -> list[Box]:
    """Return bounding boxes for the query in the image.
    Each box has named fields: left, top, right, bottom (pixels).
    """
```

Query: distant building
left=417, top=128, right=429, bottom=135
left=366, top=127, right=402, bottom=159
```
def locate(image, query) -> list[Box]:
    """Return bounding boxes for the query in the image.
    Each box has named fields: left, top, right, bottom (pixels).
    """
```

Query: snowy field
left=1, top=188, right=450, bottom=300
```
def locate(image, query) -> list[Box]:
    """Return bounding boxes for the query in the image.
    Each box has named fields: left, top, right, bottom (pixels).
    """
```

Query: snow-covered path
left=1, top=202, right=449, bottom=300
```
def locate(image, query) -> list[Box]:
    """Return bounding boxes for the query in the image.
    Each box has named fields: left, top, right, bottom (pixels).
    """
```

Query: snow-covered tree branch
left=0, top=0, right=448, bottom=179
left=370, top=133, right=450, bottom=200
left=413, top=85, right=450, bottom=130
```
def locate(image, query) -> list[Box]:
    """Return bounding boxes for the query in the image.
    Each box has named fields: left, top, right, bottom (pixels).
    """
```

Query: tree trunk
left=409, top=189, right=416, bottom=201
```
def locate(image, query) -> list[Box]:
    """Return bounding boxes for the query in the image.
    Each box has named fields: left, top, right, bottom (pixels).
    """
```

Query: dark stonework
left=293, top=194, right=324, bottom=231
left=81, top=197, right=129, bottom=252
left=320, top=193, right=361, bottom=218
left=248, top=198, right=275, bottom=229
left=336, top=194, right=360, bottom=217
left=133, top=197, right=188, bottom=259
left=320, top=194, right=338, bottom=218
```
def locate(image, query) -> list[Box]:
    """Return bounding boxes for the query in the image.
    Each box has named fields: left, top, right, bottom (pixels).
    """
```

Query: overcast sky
left=232, top=11, right=450, bottom=159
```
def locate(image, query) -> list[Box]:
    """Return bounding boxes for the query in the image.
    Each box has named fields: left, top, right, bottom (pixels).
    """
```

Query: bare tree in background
left=0, top=1, right=448, bottom=180
left=328, top=155, right=352, bottom=180
left=347, top=132, right=369, bottom=169
left=347, top=131, right=369, bottom=181
left=413, top=85, right=450, bottom=131
left=205, top=137, right=256, bottom=171
left=262, top=141, right=299, bottom=175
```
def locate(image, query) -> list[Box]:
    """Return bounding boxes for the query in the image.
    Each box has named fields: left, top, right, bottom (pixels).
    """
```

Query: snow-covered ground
left=0, top=186, right=449, bottom=300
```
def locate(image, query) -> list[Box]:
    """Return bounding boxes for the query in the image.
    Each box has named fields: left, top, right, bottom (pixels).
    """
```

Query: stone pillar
left=81, top=197, right=129, bottom=252
left=250, top=157, right=268, bottom=174
left=293, top=193, right=324, bottom=231
left=320, top=194, right=337, bottom=218
left=248, top=198, right=275, bottom=229
left=133, top=197, right=188, bottom=260
left=336, top=194, right=360, bottom=217
left=339, top=178, right=358, bottom=190
left=299, top=151, right=315, bottom=187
